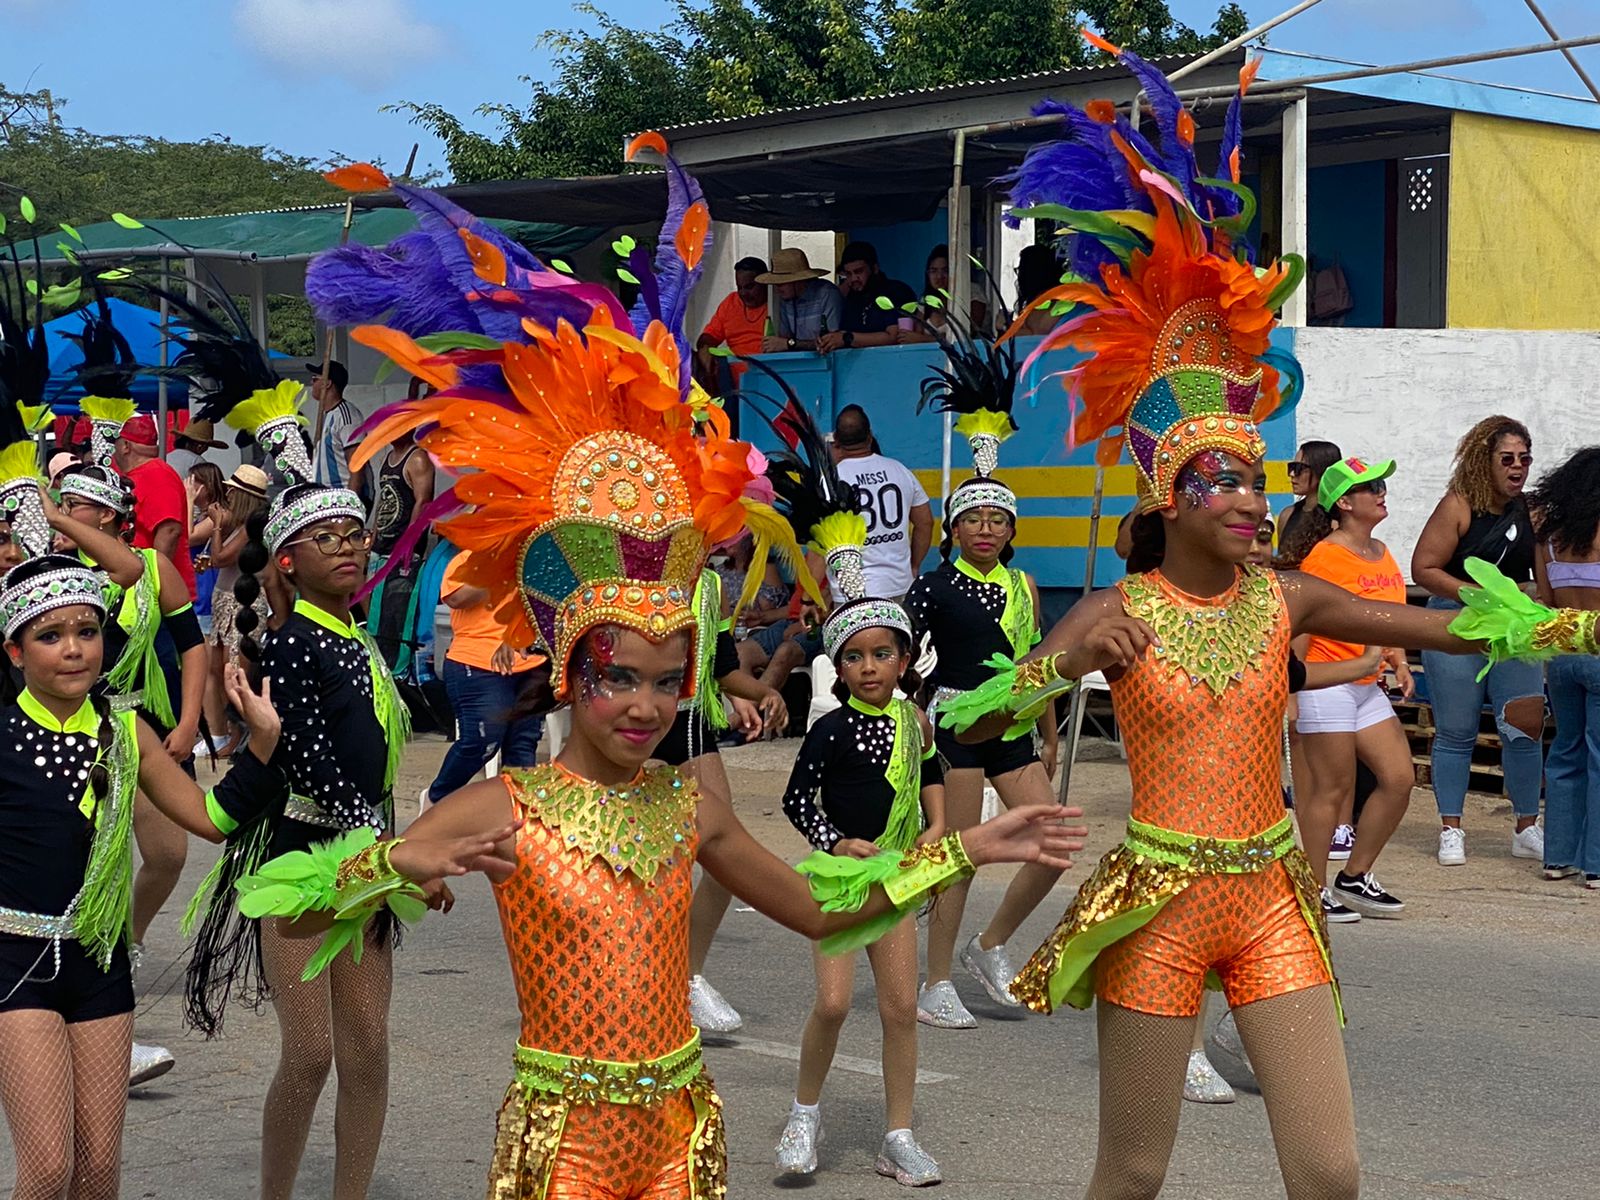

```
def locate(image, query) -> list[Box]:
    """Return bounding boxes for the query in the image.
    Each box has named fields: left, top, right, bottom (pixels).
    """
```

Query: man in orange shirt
left=424, top=548, right=548, bottom=806
left=694, top=256, right=768, bottom=391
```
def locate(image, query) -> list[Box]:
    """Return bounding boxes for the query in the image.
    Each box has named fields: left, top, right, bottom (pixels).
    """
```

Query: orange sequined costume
left=1010, top=566, right=1336, bottom=1018
left=486, top=762, right=724, bottom=1200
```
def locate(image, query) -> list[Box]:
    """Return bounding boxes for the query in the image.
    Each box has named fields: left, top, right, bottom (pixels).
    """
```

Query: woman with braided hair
left=0, top=550, right=284, bottom=1200
left=1412, top=415, right=1544, bottom=867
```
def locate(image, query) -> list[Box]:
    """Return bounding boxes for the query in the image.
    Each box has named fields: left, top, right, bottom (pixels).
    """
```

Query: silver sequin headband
left=58, top=472, right=130, bottom=516
left=265, top=487, right=367, bottom=554
left=822, top=597, right=913, bottom=661
left=1, top=563, right=107, bottom=639
left=947, top=480, right=1017, bottom=521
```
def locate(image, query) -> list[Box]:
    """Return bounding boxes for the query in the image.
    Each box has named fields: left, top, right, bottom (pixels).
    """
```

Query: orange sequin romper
left=485, top=762, right=725, bottom=1200
left=1011, top=566, right=1336, bottom=1019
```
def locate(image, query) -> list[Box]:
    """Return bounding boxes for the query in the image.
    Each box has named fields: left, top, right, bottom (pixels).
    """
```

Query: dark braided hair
left=939, top=477, right=1017, bottom=566
left=231, top=506, right=273, bottom=665
left=1528, top=446, right=1600, bottom=556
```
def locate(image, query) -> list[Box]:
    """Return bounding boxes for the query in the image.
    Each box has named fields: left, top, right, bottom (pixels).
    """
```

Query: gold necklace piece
left=507, top=762, right=697, bottom=883
left=1122, top=565, right=1279, bottom=696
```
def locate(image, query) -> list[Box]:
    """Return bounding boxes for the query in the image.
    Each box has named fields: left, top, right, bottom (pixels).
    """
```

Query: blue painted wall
left=850, top=210, right=950, bottom=299
left=1307, top=160, right=1387, bottom=328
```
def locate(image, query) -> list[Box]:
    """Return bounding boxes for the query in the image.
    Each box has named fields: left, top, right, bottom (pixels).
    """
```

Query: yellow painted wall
left=1448, top=112, right=1600, bottom=330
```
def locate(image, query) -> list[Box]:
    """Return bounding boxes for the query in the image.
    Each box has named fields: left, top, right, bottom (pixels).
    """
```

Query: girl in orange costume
left=234, top=146, right=1085, bottom=1200
left=943, top=39, right=1600, bottom=1199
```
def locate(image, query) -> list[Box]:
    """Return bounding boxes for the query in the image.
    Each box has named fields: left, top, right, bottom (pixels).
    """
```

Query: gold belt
left=512, top=1032, right=703, bottom=1107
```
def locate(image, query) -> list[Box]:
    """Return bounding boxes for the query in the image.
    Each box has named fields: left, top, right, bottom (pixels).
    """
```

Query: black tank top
left=1443, top=503, right=1535, bottom=583
left=372, top=445, right=420, bottom=557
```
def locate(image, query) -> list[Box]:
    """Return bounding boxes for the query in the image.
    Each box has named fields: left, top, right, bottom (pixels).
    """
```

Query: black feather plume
left=61, top=283, right=139, bottom=400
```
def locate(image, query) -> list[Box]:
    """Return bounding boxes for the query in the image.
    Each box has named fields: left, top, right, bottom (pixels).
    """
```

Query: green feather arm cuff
left=935, top=652, right=1075, bottom=741
left=235, top=829, right=426, bottom=980
left=1449, top=557, right=1600, bottom=680
left=797, top=832, right=976, bottom=955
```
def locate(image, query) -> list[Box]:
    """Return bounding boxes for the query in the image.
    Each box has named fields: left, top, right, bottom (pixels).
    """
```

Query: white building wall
left=1293, top=328, right=1600, bottom=580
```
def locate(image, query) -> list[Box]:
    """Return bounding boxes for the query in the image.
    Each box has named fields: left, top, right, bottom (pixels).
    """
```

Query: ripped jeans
left=1420, top=596, right=1545, bottom=819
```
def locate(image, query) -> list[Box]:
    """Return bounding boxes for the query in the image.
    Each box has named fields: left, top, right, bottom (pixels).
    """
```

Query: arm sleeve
left=904, top=576, right=932, bottom=629
left=261, top=634, right=380, bottom=831
left=702, top=299, right=729, bottom=344
left=782, top=718, right=846, bottom=852
left=163, top=603, right=204, bottom=654
left=821, top=286, right=844, bottom=331
left=712, top=630, right=740, bottom=679
left=919, top=749, right=944, bottom=790
left=204, top=747, right=290, bottom=835
left=905, top=466, right=930, bottom=508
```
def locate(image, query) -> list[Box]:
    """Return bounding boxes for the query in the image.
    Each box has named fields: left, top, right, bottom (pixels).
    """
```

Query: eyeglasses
left=284, top=527, right=375, bottom=556
left=1498, top=452, right=1533, bottom=468
left=1286, top=462, right=1309, bottom=477
left=956, top=512, right=1012, bottom=531
left=1349, top=480, right=1388, bottom=497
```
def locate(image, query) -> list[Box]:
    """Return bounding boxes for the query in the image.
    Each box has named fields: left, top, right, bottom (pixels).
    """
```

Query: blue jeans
left=1419, top=596, right=1544, bottom=819
left=428, top=659, right=545, bottom=803
left=1544, top=656, right=1600, bottom=873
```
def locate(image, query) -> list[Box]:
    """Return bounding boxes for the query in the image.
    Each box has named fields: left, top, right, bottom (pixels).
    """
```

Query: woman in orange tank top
left=937, top=44, right=1600, bottom=1200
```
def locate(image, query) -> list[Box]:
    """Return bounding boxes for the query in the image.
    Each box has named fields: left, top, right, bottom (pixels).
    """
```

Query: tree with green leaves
left=392, top=0, right=1249, bottom=182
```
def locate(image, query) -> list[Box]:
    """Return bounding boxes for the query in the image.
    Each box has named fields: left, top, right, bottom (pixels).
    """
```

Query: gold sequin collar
left=1120, top=565, right=1280, bottom=696
left=506, top=762, right=697, bottom=883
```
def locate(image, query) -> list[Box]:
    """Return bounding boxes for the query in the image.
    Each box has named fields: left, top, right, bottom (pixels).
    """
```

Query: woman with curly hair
left=1412, top=416, right=1544, bottom=867
left=1529, top=447, right=1600, bottom=887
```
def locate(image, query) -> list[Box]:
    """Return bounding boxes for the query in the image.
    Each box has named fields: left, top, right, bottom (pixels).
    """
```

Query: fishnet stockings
left=260, top=918, right=393, bottom=1200
left=0, top=1009, right=133, bottom=1200
left=1085, top=987, right=1357, bottom=1199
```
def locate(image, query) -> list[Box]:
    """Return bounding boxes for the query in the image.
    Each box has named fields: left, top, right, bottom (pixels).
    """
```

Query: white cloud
left=234, top=0, right=447, bottom=89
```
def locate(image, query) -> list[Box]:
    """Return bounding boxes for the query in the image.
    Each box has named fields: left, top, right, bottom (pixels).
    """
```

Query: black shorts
left=0, top=935, right=134, bottom=1023
left=935, top=724, right=1039, bottom=778
left=653, top=710, right=719, bottom=767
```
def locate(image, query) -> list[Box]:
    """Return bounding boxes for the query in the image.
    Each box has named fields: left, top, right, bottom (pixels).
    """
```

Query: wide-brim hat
left=1319, top=456, right=1396, bottom=511
left=177, top=418, right=228, bottom=450
left=756, top=248, right=828, bottom=285
left=225, top=464, right=270, bottom=499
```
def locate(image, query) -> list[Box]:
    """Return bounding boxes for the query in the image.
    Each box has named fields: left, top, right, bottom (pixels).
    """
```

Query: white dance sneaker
left=130, top=1042, right=175, bottom=1086
left=687, top=974, right=742, bottom=1034
left=1183, top=1049, right=1236, bottom=1104
left=1437, top=825, right=1467, bottom=866
left=876, top=1130, right=942, bottom=1186
left=916, top=980, right=976, bottom=1029
left=960, top=934, right=1021, bottom=1007
left=775, top=1107, right=821, bottom=1175
left=1511, top=823, right=1545, bottom=860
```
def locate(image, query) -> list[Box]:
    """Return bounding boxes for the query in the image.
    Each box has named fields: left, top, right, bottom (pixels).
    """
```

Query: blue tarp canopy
left=41, top=296, right=187, bottom=412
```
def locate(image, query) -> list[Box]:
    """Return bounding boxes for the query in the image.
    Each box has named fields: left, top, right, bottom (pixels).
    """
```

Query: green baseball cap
left=1318, top=456, right=1396, bottom=511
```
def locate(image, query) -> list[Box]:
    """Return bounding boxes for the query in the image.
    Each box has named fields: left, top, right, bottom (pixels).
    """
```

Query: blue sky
left=2, top=0, right=1595, bottom=183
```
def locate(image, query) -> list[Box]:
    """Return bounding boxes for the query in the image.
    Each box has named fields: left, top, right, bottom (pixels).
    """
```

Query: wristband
left=882, top=832, right=976, bottom=908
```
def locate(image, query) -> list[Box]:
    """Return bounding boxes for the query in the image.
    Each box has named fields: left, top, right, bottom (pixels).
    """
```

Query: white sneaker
left=687, top=974, right=742, bottom=1034
left=130, top=1042, right=175, bottom=1087
left=1437, top=825, right=1467, bottom=866
left=916, top=980, right=976, bottom=1029
left=1511, top=823, right=1545, bottom=860
left=876, top=1129, right=941, bottom=1186
left=1183, top=1048, right=1236, bottom=1104
left=418, top=784, right=433, bottom=814
left=775, top=1107, right=821, bottom=1174
left=959, top=934, right=1021, bottom=1007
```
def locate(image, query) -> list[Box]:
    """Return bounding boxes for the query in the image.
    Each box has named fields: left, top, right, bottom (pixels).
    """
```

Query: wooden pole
left=311, top=197, right=356, bottom=462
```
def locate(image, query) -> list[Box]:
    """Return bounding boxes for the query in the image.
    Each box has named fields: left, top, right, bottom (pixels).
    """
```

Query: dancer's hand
left=963, top=805, right=1088, bottom=871
left=421, top=879, right=456, bottom=913
left=223, top=665, right=280, bottom=761
left=1040, top=738, right=1059, bottom=780
left=832, top=838, right=881, bottom=859
left=389, top=823, right=519, bottom=886
left=491, top=643, right=518, bottom=674
left=729, top=695, right=763, bottom=741
left=756, top=687, right=788, bottom=736
left=1076, top=614, right=1159, bottom=672
left=916, top=823, right=946, bottom=847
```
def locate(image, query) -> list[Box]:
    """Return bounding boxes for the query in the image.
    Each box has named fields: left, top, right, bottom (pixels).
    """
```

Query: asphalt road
left=6, top=734, right=1598, bottom=1199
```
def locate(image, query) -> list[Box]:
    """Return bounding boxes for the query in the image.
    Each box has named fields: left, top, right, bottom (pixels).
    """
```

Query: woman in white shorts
left=1277, top=456, right=1417, bottom=923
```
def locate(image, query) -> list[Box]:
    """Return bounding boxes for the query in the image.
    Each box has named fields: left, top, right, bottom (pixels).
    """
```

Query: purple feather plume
left=626, top=152, right=712, bottom=397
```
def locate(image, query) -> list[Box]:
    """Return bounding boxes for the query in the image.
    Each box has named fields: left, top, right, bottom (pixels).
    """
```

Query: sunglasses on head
left=1498, top=452, right=1533, bottom=468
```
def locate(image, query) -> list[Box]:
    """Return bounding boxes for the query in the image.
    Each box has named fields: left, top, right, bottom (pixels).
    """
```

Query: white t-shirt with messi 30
left=830, top=452, right=930, bottom=603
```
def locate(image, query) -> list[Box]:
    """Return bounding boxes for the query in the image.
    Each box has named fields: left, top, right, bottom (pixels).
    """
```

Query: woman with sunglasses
left=1277, top=458, right=1415, bottom=922
left=1411, top=416, right=1544, bottom=868
left=1277, top=440, right=1341, bottom=550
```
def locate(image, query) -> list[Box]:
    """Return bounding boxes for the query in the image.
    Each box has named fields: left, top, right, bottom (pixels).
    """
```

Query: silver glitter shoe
left=960, top=933, right=1021, bottom=1007
left=130, top=1042, right=175, bottom=1087
left=916, top=980, right=976, bottom=1029
left=876, top=1130, right=942, bottom=1186
left=775, top=1107, right=821, bottom=1175
left=688, top=974, right=743, bottom=1034
left=1182, top=1049, right=1235, bottom=1104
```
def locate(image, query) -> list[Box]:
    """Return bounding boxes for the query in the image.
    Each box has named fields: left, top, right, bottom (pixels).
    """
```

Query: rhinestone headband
left=58, top=472, right=130, bottom=516
left=822, top=597, right=913, bottom=661
left=947, top=480, right=1017, bottom=521
left=1, top=564, right=107, bottom=639
left=265, top=487, right=367, bottom=554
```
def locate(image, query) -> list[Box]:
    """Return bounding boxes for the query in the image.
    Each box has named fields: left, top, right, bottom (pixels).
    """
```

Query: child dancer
left=234, top=145, right=1083, bottom=1199
left=775, top=437, right=946, bottom=1184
